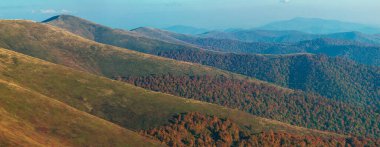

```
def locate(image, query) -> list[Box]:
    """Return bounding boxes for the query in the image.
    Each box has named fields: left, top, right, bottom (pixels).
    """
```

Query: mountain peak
left=42, top=15, right=71, bottom=22
left=42, top=15, right=87, bottom=23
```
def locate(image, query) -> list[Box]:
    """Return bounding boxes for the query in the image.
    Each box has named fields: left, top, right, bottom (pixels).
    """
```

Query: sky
left=1, top=0, right=379, bottom=30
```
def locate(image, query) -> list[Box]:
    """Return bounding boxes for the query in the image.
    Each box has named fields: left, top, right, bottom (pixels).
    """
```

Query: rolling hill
left=0, top=19, right=230, bottom=78
left=2, top=48, right=372, bottom=146
left=41, top=15, right=380, bottom=67
left=45, top=15, right=380, bottom=67
left=142, top=112, right=379, bottom=146
left=0, top=49, right=161, bottom=146
left=132, top=27, right=380, bottom=66
left=38, top=16, right=380, bottom=137
left=42, top=15, right=379, bottom=103
left=1, top=18, right=379, bottom=138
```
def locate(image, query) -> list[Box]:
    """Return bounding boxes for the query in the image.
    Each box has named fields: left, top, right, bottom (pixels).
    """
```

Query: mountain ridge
left=163, top=25, right=209, bottom=35
left=258, top=17, right=380, bottom=34
left=41, top=15, right=379, bottom=103
left=131, top=24, right=380, bottom=66
left=39, top=15, right=380, bottom=137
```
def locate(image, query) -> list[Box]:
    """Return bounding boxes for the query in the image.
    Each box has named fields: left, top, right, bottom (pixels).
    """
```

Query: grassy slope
left=0, top=48, right=344, bottom=139
left=1, top=19, right=378, bottom=137
left=0, top=19, right=295, bottom=98
left=0, top=52, right=162, bottom=146
left=42, top=15, right=200, bottom=54
left=0, top=81, right=161, bottom=147
left=0, top=20, right=228, bottom=78
left=41, top=16, right=379, bottom=103
left=0, top=20, right=292, bottom=93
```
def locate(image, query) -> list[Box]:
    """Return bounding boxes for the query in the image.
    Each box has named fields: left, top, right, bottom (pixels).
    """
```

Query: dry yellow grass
left=0, top=65, right=163, bottom=146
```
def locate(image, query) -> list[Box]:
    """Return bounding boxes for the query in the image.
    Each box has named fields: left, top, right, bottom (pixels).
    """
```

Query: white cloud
left=60, top=9, right=72, bottom=14
left=33, top=9, right=73, bottom=14
left=40, top=9, right=57, bottom=14
left=280, top=0, right=291, bottom=3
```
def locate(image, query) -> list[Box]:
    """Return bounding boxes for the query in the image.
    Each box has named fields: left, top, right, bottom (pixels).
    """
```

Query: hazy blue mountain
left=163, top=25, right=209, bottom=35
left=201, top=29, right=380, bottom=45
left=132, top=26, right=380, bottom=65
left=200, top=30, right=316, bottom=43
left=258, top=17, right=380, bottom=34
left=325, top=31, right=380, bottom=45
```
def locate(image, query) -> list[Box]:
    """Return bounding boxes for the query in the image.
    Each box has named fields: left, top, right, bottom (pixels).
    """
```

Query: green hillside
left=42, top=15, right=196, bottom=54
left=0, top=48, right=346, bottom=139
left=41, top=15, right=379, bottom=105
left=0, top=20, right=228, bottom=78
left=2, top=49, right=377, bottom=146
left=0, top=19, right=379, bottom=138
left=0, top=50, right=162, bottom=146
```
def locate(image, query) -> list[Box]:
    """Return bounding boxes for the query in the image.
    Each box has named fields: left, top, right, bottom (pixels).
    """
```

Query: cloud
left=61, top=9, right=72, bottom=14
left=39, top=9, right=57, bottom=14
left=33, top=9, right=73, bottom=14
left=280, top=0, right=291, bottom=3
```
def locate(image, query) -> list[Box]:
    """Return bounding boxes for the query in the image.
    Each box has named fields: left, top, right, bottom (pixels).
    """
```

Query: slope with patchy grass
left=0, top=20, right=228, bottom=78
left=1, top=19, right=379, bottom=138
left=0, top=48, right=347, bottom=140
left=0, top=51, right=162, bottom=146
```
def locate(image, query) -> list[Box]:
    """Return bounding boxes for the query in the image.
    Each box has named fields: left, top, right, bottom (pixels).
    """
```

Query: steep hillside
left=119, top=74, right=380, bottom=138
left=142, top=112, right=380, bottom=147
left=0, top=48, right=349, bottom=142
left=0, top=50, right=161, bottom=146
left=0, top=19, right=231, bottom=78
left=296, top=39, right=380, bottom=65
left=131, top=27, right=196, bottom=46
left=42, top=15, right=202, bottom=54
left=155, top=51, right=379, bottom=105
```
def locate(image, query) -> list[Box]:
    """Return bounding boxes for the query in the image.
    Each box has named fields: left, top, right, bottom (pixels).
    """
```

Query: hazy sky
left=1, top=0, right=379, bottom=29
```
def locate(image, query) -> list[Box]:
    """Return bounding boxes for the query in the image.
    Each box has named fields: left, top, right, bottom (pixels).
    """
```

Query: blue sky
left=1, top=0, right=379, bottom=29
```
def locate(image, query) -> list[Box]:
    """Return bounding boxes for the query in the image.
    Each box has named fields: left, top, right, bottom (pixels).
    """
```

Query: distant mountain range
left=257, top=17, right=380, bottom=34
left=165, top=17, right=380, bottom=35
left=201, top=29, right=380, bottom=45
left=131, top=25, right=380, bottom=66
